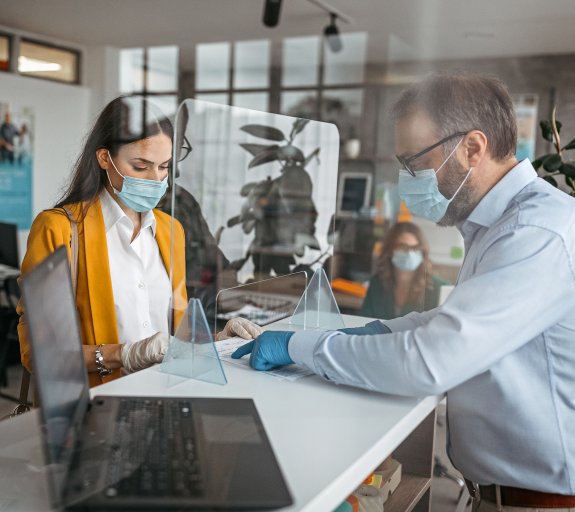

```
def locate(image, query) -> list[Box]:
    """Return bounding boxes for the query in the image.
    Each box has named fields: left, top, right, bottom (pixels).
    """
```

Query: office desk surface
left=0, top=315, right=441, bottom=511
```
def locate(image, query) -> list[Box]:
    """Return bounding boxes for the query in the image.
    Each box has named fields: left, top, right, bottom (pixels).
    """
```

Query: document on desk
left=215, top=337, right=314, bottom=382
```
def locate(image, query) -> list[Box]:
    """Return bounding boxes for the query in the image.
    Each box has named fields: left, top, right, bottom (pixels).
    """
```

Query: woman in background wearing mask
left=360, top=221, right=449, bottom=320
left=17, top=96, right=259, bottom=387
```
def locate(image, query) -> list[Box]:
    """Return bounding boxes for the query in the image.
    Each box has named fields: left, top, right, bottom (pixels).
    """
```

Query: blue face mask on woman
left=391, top=249, right=423, bottom=272
left=106, top=151, right=168, bottom=213
left=398, top=139, right=472, bottom=223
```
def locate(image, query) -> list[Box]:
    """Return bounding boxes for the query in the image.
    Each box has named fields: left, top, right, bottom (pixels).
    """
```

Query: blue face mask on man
left=398, top=139, right=472, bottom=223
left=391, top=249, right=423, bottom=272
left=106, top=151, right=168, bottom=213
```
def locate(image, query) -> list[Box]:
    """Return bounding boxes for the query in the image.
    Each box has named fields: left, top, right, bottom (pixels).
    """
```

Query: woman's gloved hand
left=121, top=332, right=170, bottom=373
left=216, top=317, right=262, bottom=341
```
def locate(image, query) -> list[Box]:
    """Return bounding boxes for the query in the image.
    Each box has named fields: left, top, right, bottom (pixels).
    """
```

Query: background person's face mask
left=391, top=249, right=423, bottom=272
left=106, top=151, right=168, bottom=213
left=398, top=139, right=471, bottom=223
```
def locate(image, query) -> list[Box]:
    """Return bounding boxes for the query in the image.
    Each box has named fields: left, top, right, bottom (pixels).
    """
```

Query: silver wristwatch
left=95, top=345, right=113, bottom=376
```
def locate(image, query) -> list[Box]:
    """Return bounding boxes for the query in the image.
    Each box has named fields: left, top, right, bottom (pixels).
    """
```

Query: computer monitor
left=0, top=222, right=19, bottom=268
left=336, top=171, right=373, bottom=217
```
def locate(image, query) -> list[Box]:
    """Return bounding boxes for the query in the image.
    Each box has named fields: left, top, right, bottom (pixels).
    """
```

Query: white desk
left=0, top=315, right=442, bottom=511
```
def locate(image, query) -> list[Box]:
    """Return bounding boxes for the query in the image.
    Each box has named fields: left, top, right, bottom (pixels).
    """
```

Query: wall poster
left=0, top=102, right=33, bottom=229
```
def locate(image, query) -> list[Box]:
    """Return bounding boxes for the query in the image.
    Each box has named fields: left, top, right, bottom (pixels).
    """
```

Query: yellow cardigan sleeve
left=17, top=209, right=72, bottom=372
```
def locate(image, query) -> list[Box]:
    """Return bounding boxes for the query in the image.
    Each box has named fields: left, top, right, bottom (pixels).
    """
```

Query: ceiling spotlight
left=324, top=13, right=342, bottom=53
left=262, top=0, right=283, bottom=27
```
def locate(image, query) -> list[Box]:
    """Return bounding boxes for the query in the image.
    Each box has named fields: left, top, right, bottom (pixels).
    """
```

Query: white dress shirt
left=100, top=189, right=171, bottom=345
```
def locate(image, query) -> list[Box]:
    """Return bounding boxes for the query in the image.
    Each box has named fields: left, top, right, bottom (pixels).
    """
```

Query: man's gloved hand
left=121, top=332, right=170, bottom=373
left=216, top=318, right=263, bottom=341
left=338, top=320, right=391, bottom=335
left=231, top=331, right=294, bottom=371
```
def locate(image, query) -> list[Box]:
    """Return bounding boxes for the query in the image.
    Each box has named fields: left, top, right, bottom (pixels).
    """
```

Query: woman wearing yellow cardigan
left=17, top=96, right=260, bottom=388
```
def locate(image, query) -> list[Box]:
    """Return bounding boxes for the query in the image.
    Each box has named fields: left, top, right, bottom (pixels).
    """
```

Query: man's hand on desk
left=231, top=331, right=294, bottom=370
left=338, top=320, right=391, bottom=335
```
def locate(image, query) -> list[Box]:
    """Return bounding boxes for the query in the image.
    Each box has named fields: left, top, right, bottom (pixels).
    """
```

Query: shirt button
left=143, top=321, right=149, bottom=328
left=138, top=282, right=145, bottom=289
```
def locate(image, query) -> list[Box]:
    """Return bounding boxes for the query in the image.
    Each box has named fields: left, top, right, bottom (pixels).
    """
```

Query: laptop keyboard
left=104, top=398, right=204, bottom=498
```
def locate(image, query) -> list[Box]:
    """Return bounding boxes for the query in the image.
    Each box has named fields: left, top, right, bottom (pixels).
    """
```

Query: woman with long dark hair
left=17, top=96, right=259, bottom=387
left=360, top=221, right=449, bottom=319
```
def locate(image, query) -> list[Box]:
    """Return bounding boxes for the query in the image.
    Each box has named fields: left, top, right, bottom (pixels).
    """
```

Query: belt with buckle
left=476, top=483, right=575, bottom=508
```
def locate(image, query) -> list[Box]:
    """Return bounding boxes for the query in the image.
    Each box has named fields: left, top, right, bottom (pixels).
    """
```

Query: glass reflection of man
left=234, top=72, right=575, bottom=511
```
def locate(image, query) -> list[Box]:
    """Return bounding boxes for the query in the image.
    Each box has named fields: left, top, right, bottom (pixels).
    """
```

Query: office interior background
left=1, top=1, right=575, bottom=507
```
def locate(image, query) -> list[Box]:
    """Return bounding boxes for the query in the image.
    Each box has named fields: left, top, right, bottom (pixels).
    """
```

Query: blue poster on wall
left=0, top=102, right=33, bottom=229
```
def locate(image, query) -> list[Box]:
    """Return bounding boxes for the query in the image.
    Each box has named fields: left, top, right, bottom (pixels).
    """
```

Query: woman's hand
left=216, top=318, right=262, bottom=341
left=121, top=332, right=170, bottom=373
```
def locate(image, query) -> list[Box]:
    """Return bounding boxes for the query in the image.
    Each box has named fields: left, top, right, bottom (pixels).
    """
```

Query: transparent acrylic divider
left=215, top=271, right=308, bottom=333
left=161, top=298, right=227, bottom=385
left=289, top=267, right=345, bottom=330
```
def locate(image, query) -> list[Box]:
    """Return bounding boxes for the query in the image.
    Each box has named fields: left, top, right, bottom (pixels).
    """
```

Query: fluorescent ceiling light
left=18, top=56, right=62, bottom=72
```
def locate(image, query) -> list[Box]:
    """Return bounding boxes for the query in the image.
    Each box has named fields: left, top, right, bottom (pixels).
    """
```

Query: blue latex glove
left=231, top=331, right=294, bottom=371
left=338, top=320, right=391, bottom=335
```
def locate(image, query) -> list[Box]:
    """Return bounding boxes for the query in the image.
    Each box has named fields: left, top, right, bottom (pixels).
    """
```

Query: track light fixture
left=324, top=13, right=342, bottom=53
left=262, top=0, right=283, bottom=27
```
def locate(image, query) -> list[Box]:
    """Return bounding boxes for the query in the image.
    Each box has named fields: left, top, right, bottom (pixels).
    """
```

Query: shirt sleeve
left=289, top=225, right=575, bottom=396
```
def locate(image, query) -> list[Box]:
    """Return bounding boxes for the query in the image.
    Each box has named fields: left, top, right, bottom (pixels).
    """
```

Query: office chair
left=0, top=275, right=21, bottom=403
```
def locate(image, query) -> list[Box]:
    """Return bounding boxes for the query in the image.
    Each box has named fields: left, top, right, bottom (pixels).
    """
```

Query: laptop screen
left=20, top=245, right=90, bottom=502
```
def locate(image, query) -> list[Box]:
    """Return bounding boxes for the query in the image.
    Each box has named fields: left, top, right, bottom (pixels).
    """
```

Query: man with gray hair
left=233, top=72, right=575, bottom=511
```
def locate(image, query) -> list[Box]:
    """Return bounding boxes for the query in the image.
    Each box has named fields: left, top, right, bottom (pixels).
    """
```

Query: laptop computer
left=21, top=245, right=293, bottom=510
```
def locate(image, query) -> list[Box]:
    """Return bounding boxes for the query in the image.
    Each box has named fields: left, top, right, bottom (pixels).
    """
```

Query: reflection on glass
left=234, top=40, right=270, bottom=89
left=119, top=48, right=144, bottom=93
left=232, top=92, right=269, bottom=112
left=282, top=36, right=320, bottom=87
left=195, top=93, right=229, bottom=106
left=281, top=91, right=318, bottom=118
left=0, top=35, right=10, bottom=71
left=196, top=42, right=231, bottom=90
left=323, top=32, right=367, bottom=85
left=146, top=94, right=178, bottom=118
left=18, top=39, right=79, bottom=84
left=321, top=88, right=364, bottom=142
left=163, top=99, right=340, bottom=324
left=147, top=46, right=179, bottom=92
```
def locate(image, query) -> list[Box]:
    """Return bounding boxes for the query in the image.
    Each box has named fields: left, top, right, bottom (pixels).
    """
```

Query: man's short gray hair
left=392, top=72, right=517, bottom=161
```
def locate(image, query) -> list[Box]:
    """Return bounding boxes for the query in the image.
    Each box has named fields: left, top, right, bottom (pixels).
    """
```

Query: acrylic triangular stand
left=289, top=267, right=345, bottom=330
left=161, top=298, right=227, bottom=385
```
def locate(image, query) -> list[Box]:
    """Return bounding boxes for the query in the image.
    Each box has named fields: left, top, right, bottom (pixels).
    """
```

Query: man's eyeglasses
left=177, top=136, right=193, bottom=162
left=396, top=131, right=467, bottom=177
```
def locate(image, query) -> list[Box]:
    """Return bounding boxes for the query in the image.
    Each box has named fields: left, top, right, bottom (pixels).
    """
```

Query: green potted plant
left=532, top=107, right=575, bottom=195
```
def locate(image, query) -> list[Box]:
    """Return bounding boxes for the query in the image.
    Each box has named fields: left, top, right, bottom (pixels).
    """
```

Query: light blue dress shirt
left=288, top=160, right=575, bottom=493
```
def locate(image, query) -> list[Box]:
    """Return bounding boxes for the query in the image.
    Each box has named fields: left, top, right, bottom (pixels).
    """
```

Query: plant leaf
left=289, top=118, right=309, bottom=140
left=540, top=120, right=554, bottom=142
left=562, top=138, right=575, bottom=151
left=566, top=176, right=575, bottom=190
left=531, top=157, right=543, bottom=170
left=240, top=143, right=278, bottom=157
left=304, top=147, right=321, bottom=166
left=559, top=162, right=575, bottom=179
left=542, top=175, right=558, bottom=187
left=240, top=182, right=258, bottom=197
left=226, top=214, right=241, bottom=228
left=248, top=147, right=280, bottom=168
left=542, top=153, right=562, bottom=172
left=241, top=124, right=285, bottom=141
left=277, top=145, right=305, bottom=162
left=556, top=120, right=562, bottom=133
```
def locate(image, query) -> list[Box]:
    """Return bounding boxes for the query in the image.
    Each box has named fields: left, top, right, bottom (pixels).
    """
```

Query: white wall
left=0, top=73, right=92, bottom=261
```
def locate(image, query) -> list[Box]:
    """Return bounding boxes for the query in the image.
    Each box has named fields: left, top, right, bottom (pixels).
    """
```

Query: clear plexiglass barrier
left=162, top=98, right=340, bottom=328
left=215, top=271, right=308, bottom=333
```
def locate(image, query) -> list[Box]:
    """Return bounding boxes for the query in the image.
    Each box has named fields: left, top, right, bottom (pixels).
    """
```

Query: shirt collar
left=99, top=188, right=157, bottom=236
left=462, top=159, right=537, bottom=230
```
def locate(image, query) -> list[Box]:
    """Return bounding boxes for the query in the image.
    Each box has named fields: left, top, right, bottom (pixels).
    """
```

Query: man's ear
left=463, top=130, right=487, bottom=168
left=95, top=148, right=109, bottom=170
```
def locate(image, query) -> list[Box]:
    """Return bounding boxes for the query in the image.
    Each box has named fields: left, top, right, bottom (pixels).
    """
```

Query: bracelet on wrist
left=95, top=344, right=113, bottom=376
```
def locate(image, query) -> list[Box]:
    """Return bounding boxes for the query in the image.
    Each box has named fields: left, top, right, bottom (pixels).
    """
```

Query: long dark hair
left=54, top=95, right=174, bottom=219
left=375, top=221, right=433, bottom=303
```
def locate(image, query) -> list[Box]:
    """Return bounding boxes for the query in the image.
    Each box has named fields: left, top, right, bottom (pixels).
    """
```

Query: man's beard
left=437, top=158, right=477, bottom=226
